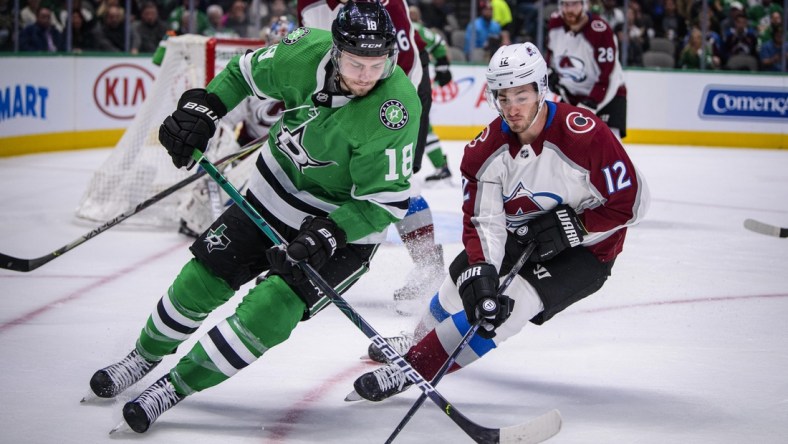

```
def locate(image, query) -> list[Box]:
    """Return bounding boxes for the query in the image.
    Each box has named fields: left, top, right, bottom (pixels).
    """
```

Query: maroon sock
left=406, top=330, right=462, bottom=380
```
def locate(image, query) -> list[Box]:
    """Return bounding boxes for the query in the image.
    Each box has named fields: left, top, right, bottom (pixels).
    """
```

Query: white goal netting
left=75, top=35, right=264, bottom=229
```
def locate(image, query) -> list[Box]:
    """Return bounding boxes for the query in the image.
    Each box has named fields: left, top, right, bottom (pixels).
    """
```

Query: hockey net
left=75, top=34, right=265, bottom=229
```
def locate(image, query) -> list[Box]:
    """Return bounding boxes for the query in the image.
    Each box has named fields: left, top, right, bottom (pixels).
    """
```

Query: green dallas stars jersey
left=205, top=28, right=421, bottom=243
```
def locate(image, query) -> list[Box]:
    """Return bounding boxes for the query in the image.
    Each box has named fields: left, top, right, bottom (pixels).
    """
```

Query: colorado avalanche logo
left=503, top=183, right=563, bottom=228
left=591, top=20, right=608, bottom=32
left=566, top=111, right=596, bottom=134
left=557, top=55, right=587, bottom=82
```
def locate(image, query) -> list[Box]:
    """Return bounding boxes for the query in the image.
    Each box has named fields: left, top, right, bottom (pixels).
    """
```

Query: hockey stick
left=385, top=241, right=540, bottom=444
left=743, top=219, right=788, bottom=238
left=0, top=140, right=263, bottom=272
left=192, top=151, right=562, bottom=444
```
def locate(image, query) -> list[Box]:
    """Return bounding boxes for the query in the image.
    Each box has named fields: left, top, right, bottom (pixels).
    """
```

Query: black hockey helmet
left=331, top=0, right=398, bottom=58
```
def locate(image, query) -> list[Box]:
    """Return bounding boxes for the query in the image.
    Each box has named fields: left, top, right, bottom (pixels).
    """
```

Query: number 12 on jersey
left=384, top=143, right=414, bottom=180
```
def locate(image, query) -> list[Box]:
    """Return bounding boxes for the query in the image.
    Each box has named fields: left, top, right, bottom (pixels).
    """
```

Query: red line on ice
left=262, top=362, right=371, bottom=443
left=0, top=241, right=188, bottom=334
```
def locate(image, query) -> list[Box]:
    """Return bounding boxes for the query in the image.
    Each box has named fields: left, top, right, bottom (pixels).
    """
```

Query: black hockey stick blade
left=744, top=219, right=788, bottom=238
left=0, top=141, right=262, bottom=273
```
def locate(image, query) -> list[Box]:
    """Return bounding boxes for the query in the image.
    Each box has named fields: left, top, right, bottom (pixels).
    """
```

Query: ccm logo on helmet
left=360, top=43, right=383, bottom=48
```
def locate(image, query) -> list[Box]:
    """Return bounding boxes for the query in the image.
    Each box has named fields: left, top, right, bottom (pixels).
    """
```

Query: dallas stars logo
left=379, top=100, right=408, bottom=130
left=283, top=27, right=309, bottom=45
left=204, top=224, right=231, bottom=253
left=275, top=125, right=336, bottom=172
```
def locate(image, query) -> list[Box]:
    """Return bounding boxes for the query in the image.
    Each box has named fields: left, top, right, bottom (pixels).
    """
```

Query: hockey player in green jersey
left=85, top=1, right=421, bottom=434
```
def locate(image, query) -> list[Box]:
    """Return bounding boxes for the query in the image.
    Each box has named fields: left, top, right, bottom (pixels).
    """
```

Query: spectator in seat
left=464, top=1, right=502, bottom=60
left=92, top=4, right=140, bottom=53
left=758, top=23, right=785, bottom=71
left=654, top=0, right=688, bottom=46
left=168, top=0, right=210, bottom=35
left=223, top=0, right=253, bottom=38
left=204, top=4, right=239, bottom=38
left=678, top=26, right=721, bottom=69
left=20, top=7, right=64, bottom=52
left=70, top=9, right=96, bottom=52
left=723, top=13, right=758, bottom=63
left=600, top=0, right=625, bottom=30
left=490, top=0, right=513, bottom=45
left=134, top=2, right=168, bottom=53
left=1, top=0, right=15, bottom=51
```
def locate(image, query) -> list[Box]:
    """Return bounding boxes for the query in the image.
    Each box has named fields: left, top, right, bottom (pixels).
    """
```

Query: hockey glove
left=434, top=56, right=452, bottom=87
left=457, top=263, right=514, bottom=339
left=514, top=204, right=587, bottom=262
left=577, top=99, right=598, bottom=113
left=266, top=216, right=347, bottom=286
left=159, top=88, right=227, bottom=169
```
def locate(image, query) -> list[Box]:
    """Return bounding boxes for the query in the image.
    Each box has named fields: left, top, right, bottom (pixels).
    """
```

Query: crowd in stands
left=0, top=0, right=784, bottom=71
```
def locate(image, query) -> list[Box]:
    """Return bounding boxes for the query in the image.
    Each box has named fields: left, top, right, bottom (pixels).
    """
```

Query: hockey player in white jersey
left=546, top=0, right=628, bottom=139
left=351, top=43, right=650, bottom=402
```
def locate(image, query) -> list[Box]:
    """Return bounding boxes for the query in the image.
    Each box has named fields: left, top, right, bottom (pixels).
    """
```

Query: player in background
left=546, top=0, right=628, bottom=139
left=85, top=2, right=421, bottom=432
left=409, top=4, right=453, bottom=183
left=350, top=42, right=649, bottom=402
left=298, top=0, right=445, bottom=314
left=176, top=17, right=294, bottom=238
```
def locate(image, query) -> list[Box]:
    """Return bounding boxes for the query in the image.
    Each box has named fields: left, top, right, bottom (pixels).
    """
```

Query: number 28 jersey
left=206, top=28, right=422, bottom=243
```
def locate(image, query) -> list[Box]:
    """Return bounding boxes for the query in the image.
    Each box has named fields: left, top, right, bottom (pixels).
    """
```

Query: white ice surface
left=1, top=143, right=787, bottom=443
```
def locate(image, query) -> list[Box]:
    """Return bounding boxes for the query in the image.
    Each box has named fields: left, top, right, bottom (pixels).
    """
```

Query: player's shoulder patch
left=379, top=99, right=409, bottom=130
left=282, top=27, right=310, bottom=45
left=590, top=19, right=608, bottom=32
left=565, top=111, right=597, bottom=134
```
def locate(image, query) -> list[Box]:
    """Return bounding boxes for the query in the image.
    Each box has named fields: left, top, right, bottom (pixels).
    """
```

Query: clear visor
left=485, top=84, right=544, bottom=115
left=331, top=47, right=399, bottom=83
left=484, top=83, right=545, bottom=119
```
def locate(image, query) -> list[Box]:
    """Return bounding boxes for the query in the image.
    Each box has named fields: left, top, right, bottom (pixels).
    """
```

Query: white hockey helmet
left=485, top=43, right=548, bottom=115
left=558, top=0, right=589, bottom=16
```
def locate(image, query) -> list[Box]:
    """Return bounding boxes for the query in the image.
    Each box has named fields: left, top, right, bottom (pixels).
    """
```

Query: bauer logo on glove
left=182, top=102, right=221, bottom=123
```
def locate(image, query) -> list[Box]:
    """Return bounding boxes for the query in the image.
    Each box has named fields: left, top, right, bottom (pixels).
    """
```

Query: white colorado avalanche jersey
left=460, top=101, right=649, bottom=269
left=546, top=13, right=626, bottom=109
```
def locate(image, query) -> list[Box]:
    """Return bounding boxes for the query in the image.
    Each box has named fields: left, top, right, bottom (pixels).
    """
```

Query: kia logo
left=93, top=63, right=155, bottom=120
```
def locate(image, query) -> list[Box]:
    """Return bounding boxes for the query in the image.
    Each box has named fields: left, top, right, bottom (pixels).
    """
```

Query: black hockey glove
left=578, top=98, right=598, bottom=113
left=159, top=88, right=227, bottom=169
left=514, top=205, right=587, bottom=262
left=457, top=263, right=514, bottom=339
left=266, top=216, right=347, bottom=286
left=547, top=69, right=560, bottom=91
left=434, top=56, right=452, bottom=87
left=547, top=69, right=569, bottom=102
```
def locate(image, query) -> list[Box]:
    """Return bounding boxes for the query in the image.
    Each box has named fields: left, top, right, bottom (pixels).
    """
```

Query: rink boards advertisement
left=0, top=55, right=786, bottom=155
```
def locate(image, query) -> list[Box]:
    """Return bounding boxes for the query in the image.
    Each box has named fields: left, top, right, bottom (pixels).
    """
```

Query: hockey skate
left=112, top=375, right=185, bottom=434
left=366, top=334, right=413, bottom=363
left=347, top=362, right=413, bottom=402
left=424, top=165, right=452, bottom=181
left=86, top=349, right=160, bottom=400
